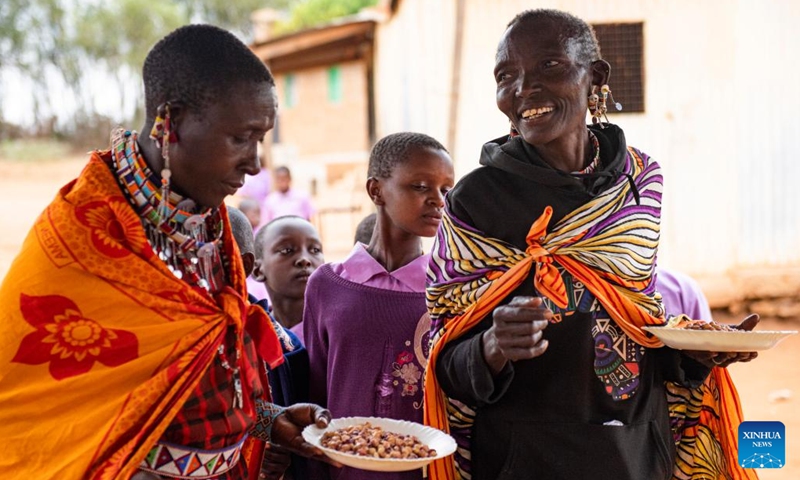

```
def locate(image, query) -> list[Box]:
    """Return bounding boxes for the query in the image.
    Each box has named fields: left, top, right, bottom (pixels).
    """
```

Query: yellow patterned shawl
left=423, top=148, right=755, bottom=480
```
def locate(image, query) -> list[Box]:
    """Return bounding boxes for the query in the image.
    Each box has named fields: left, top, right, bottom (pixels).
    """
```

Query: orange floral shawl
left=0, top=151, right=283, bottom=479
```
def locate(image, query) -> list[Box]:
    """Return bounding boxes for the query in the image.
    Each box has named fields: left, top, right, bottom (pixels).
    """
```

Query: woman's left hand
left=682, top=314, right=760, bottom=368
left=259, top=443, right=292, bottom=480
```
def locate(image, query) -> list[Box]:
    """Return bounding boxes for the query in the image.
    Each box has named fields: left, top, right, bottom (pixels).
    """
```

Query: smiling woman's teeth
left=522, top=107, right=554, bottom=119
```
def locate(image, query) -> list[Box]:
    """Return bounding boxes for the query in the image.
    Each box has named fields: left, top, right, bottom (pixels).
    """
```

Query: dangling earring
left=149, top=103, right=175, bottom=224
left=588, top=86, right=601, bottom=125
left=509, top=120, right=519, bottom=138
left=606, top=85, right=622, bottom=113
left=588, top=84, right=623, bottom=128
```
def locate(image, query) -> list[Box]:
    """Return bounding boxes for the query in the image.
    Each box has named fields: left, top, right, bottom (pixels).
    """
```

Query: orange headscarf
left=0, top=152, right=283, bottom=479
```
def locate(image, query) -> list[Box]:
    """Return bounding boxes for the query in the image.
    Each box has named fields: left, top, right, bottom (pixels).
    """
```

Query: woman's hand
left=269, top=403, right=341, bottom=467
left=259, top=443, right=292, bottom=480
left=482, top=296, right=552, bottom=375
left=682, top=314, right=761, bottom=368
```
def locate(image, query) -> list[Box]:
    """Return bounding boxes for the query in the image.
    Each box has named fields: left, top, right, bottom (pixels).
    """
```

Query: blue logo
left=738, top=421, right=785, bottom=469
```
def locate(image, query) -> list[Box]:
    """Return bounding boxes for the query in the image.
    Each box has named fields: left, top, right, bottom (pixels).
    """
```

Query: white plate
left=642, top=326, right=797, bottom=352
left=302, top=416, right=457, bottom=472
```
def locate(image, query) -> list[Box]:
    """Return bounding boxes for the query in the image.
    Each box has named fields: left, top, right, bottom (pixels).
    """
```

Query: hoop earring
left=149, top=103, right=175, bottom=223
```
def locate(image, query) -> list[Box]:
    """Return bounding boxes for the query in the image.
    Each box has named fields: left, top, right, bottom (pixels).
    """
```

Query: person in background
left=239, top=198, right=263, bottom=231
left=251, top=215, right=322, bottom=479
left=656, top=266, right=713, bottom=321
left=262, top=166, right=315, bottom=226
left=229, top=207, right=313, bottom=480
left=354, top=212, right=377, bottom=245
left=304, top=132, right=455, bottom=480
left=239, top=198, right=270, bottom=301
left=254, top=215, right=324, bottom=344
left=238, top=146, right=272, bottom=207
left=423, top=9, right=758, bottom=480
left=0, top=24, right=333, bottom=480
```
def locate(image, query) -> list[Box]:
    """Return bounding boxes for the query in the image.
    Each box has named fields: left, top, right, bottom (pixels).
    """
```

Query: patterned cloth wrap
left=138, top=399, right=286, bottom=479
left=423, top=147, right=756, bottom=480
left=0, top=151, right=284, bottom=479
left=139, top=436, right=248, bottom=479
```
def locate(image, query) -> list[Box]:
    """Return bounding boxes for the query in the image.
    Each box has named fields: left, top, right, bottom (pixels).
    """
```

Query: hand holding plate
left=682, top=314, right=761, bottom=368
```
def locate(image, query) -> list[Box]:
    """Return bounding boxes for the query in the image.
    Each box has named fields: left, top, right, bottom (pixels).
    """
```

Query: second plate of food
left=642, top=326, right=796, bottom=352
left=302, top=416, right=457, bottom=472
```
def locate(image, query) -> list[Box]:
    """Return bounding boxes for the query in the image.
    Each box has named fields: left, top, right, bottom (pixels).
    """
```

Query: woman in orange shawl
left=0, top=25, right=332, bottom=480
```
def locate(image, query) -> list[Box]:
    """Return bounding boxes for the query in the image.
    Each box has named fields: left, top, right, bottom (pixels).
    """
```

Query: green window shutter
left=327, top=65, right=342, bottom=103
left=284, top=74, right=296, bottom=108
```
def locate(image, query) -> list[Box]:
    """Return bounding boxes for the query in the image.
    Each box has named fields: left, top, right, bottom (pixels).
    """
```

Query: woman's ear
left=590, top=60, right=611, bottom=88
left=366, top=177, right=384, bottom=206
left=253, top=259, right=266, bottom=283
left=157, top=100, right=187, bottom=142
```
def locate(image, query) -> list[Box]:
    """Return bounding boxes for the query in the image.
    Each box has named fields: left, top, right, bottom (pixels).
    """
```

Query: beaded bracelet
left=252, top=399, right=286, bottom=442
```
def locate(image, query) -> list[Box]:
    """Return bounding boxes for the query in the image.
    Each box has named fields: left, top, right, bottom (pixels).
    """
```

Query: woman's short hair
left=143, top=24, right=275, bottom=118
left=507, top=9, right=601, bottom=65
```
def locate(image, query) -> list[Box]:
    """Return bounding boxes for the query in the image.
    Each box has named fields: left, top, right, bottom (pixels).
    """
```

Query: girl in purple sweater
left=303, top=132, right=454, bottom=480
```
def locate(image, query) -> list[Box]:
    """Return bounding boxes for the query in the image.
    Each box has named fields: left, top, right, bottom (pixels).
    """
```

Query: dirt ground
left=1, top=157, right=798, bottom=477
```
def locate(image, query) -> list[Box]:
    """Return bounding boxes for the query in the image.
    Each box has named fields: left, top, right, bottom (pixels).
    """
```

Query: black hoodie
left=435, top=125, right=708, bottom=480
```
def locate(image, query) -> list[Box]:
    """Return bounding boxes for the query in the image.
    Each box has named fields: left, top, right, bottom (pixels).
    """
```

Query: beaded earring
left=149, top=103, right=176, bottom=224
left=588, top=84, right=622, bottom=128
left=588, top=87, right=601, bottom=124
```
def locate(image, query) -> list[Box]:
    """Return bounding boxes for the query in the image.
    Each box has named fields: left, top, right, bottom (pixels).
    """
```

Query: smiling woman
left=0, top=23, right=336, bottom=480
left=423, top=8, right=760, bottom=480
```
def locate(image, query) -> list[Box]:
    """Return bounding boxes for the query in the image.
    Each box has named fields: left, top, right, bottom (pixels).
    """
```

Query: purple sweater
left=304, top=264, right=430, bottom=480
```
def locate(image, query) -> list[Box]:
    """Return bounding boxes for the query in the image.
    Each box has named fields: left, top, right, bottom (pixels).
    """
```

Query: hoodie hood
left=479, top=123, right=629, bottom=195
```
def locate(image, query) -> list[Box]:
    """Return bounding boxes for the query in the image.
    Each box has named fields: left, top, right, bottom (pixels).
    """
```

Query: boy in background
left=262, top=166, right=315, bottom=225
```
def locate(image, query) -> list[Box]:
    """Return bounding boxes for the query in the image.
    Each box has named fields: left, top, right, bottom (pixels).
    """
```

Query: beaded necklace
left=110, top=128, right=228, bottom=293
left=110, top=129, right=247, bottom=409
left=576, top=130, right=602, bottom=174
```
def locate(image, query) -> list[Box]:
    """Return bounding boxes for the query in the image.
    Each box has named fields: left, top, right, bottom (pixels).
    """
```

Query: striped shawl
left=423, top=147, right=755, bottom=480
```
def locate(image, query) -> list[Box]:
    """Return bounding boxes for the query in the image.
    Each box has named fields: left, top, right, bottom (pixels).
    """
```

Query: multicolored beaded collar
left=576, top=130, right=602, bottom=175
left=109, top=128, right=228, bottom=292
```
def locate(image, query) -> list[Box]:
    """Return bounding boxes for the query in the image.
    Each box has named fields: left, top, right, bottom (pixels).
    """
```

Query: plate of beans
left=302, top=417, right=457, bottom=472
left=642, top=318, right=796, bottom=352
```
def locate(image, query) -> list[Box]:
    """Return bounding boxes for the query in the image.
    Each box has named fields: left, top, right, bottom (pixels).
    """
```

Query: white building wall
left=375, top=0, right=800, bottom=276
left=734, top=0, right=800, bottom=268
left=373, top=0, right=456, bottom=144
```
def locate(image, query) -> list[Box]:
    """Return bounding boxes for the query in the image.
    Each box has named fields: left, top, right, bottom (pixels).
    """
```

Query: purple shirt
left=656, top=267, right=713, bottom=321
left=303, top=264, right=430, bottom=480
left=291, top=245, right=427, bottom=346
left=330, top=243, right=429, bottom=293
left=262, top=188, right=315, bottom=226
